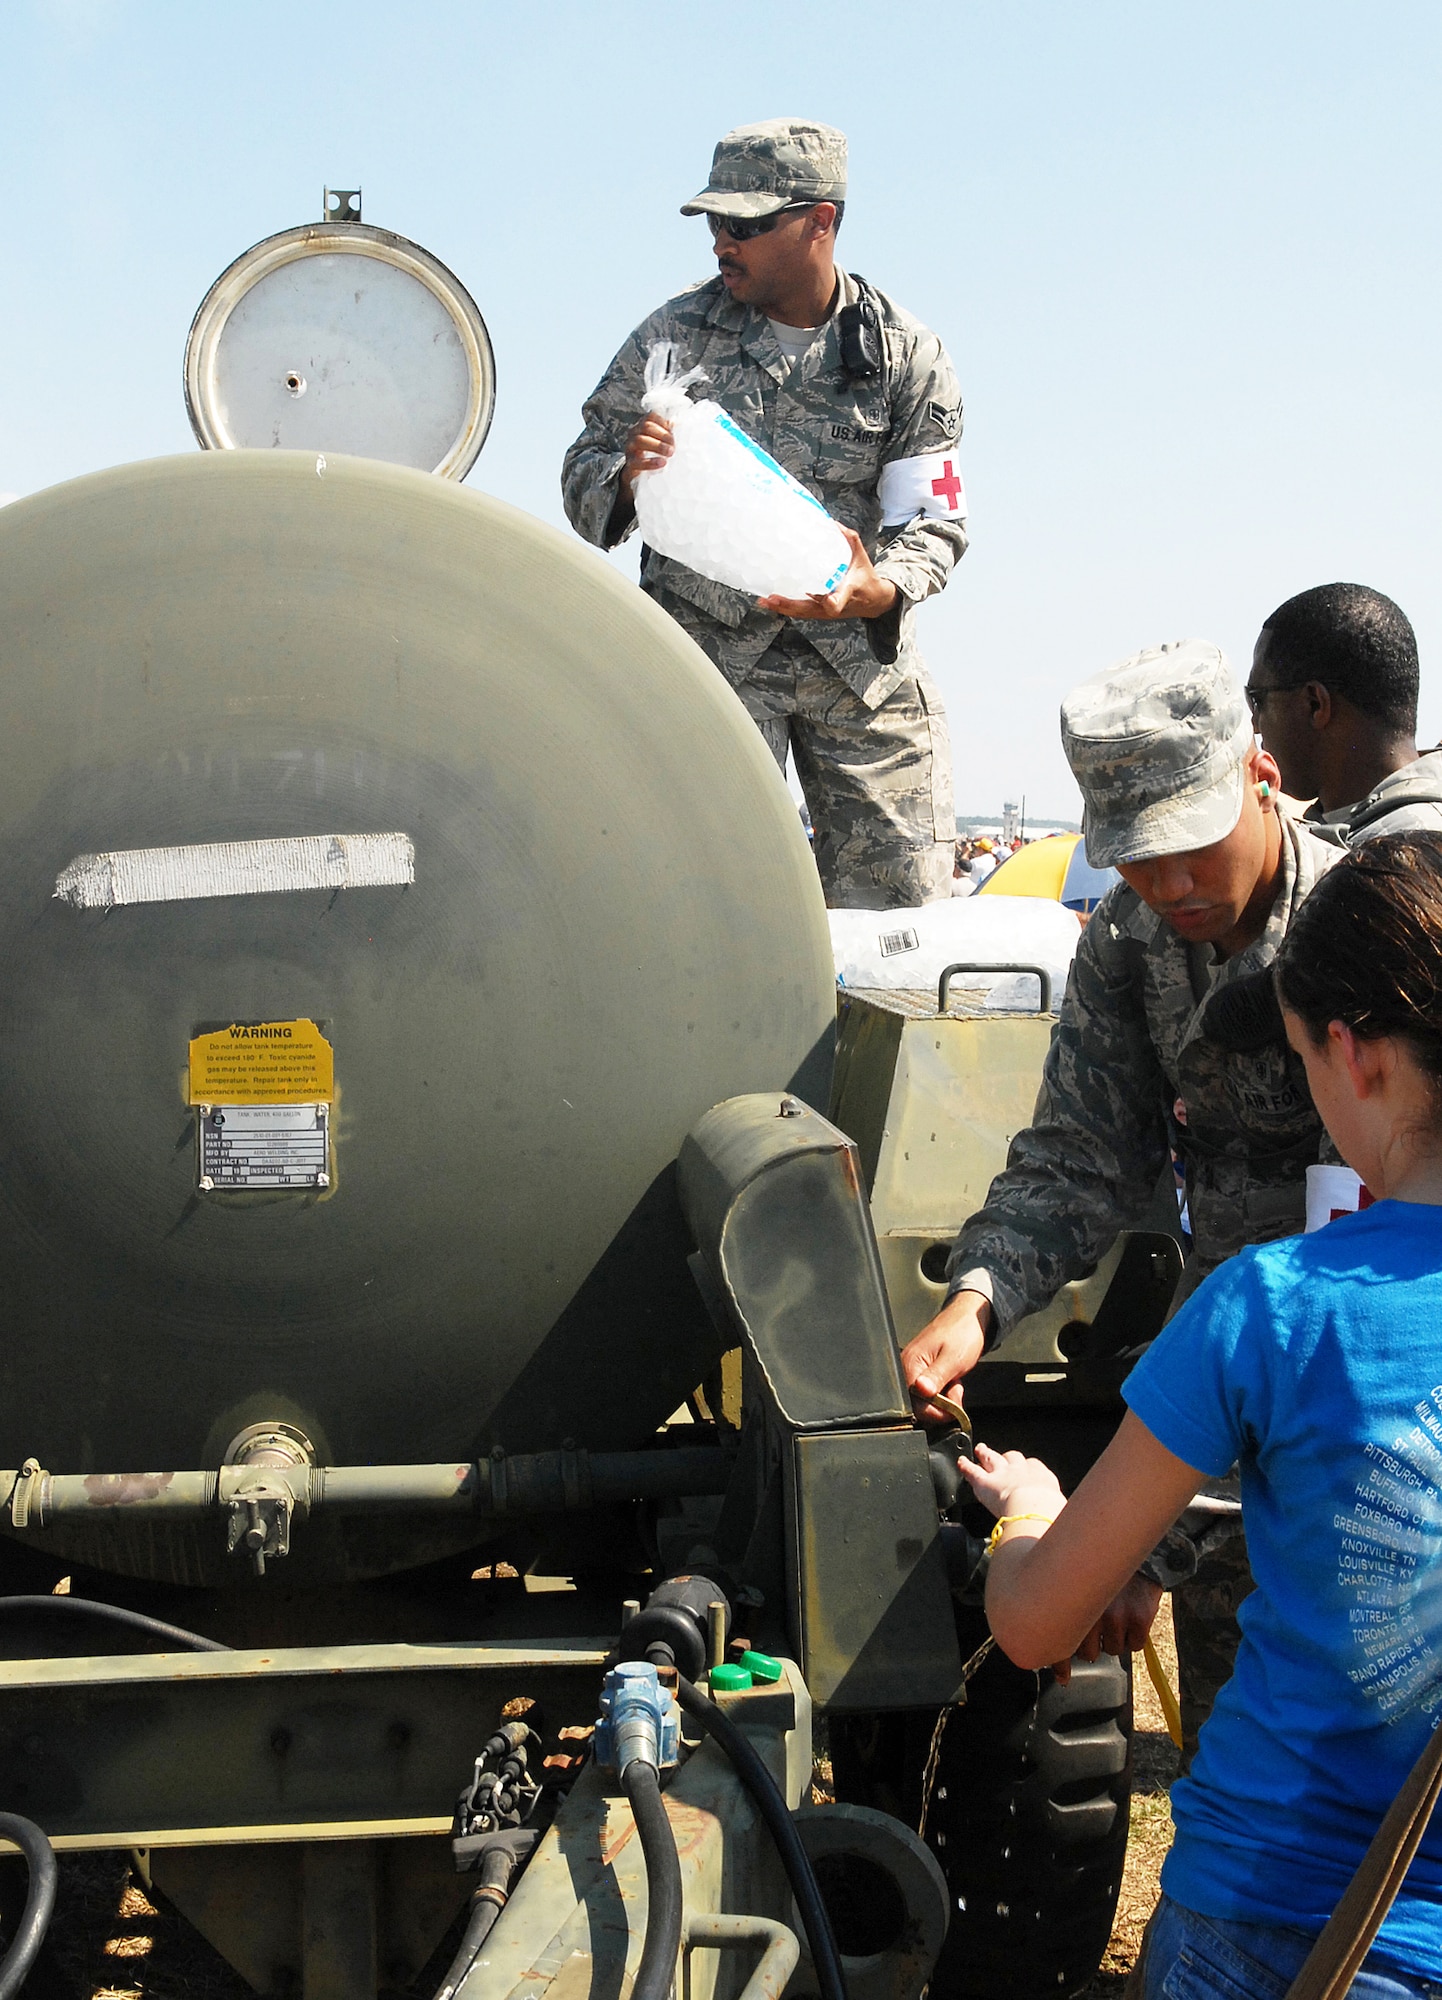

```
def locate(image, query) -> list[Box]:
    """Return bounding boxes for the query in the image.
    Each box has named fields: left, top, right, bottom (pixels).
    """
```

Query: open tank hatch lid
left=184, top=192, right=496, bottom=479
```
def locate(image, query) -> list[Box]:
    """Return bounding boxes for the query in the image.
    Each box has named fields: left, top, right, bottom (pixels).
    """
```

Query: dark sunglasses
left=706, top=203, right=815, bottom=243
left=1245, top=681, right=1305, bottom=716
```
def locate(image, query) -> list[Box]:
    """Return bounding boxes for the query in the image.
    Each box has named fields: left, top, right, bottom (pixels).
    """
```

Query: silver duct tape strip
left=54, top=833, right=415, bottom=910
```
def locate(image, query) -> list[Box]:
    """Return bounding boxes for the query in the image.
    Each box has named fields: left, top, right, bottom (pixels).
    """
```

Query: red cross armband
left=877, top=450, right=967, bottom=528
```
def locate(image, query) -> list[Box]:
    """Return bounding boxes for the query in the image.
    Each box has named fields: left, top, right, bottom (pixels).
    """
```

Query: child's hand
left=958, top=1440, right=1066, bottom=1521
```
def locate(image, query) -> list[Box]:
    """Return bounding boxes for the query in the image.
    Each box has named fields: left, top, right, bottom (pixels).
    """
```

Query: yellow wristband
left=987, top=1512, right=1056, bottom=1552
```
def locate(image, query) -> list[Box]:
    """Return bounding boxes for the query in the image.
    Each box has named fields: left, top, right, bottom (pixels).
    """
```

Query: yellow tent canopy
left=978, top=833, right=1117, bottom=914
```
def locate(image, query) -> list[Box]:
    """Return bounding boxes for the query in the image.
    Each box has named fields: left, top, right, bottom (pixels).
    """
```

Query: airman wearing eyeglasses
left=562, top=119, right=969, bottom=910
left=1246, top=584, right=1442, bottom=847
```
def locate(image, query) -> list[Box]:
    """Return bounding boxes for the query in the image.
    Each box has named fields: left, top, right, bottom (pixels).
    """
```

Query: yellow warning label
left=188, top=1020, right=334, bottom=1106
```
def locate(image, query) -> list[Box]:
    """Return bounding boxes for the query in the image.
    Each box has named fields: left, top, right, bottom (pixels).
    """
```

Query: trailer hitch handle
left=937, top=961, right=1053, bottom=1014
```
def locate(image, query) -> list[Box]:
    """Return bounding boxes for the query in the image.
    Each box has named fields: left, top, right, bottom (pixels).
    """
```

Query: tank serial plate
left=200, top=1105, right=330, bottom=1190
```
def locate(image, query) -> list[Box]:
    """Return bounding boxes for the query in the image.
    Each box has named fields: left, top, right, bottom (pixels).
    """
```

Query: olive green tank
left=0, top=452, right=834, bottom=1547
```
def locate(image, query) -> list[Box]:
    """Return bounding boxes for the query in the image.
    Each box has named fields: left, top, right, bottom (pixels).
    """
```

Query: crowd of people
left=561, top=108, right=1442, bottom=2000
left=949, top=834, right=1003, bottom=895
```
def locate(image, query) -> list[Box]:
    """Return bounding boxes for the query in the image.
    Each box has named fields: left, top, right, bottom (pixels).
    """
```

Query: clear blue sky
left=4, top=0, right=1439, bottom=817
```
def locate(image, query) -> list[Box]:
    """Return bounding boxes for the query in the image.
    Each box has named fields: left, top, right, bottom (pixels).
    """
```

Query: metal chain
left=917, top=1633, right=996, bottom=1840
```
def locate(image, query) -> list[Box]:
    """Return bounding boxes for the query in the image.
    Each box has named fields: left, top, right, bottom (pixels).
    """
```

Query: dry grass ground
left=1078, top=1598, right=1181, bottom=1996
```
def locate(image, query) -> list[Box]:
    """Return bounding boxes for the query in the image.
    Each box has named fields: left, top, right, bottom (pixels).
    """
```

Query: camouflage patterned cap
left=680, top=119, right=847, bottom=220
left=1062, top=640, right=1255, bottom=868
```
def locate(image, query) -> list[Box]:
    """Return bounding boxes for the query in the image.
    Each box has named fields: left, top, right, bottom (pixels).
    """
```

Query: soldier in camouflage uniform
left=562, top=118, right=967, bottom=908
left=903, top=641, right=1340, bottom=1762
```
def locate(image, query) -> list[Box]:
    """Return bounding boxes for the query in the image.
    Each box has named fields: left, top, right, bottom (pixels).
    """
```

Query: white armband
left=877, top=450, right=967, bottom=527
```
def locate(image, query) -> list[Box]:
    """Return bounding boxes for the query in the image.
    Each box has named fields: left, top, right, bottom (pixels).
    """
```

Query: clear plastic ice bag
left=632, top=341, right=852, bottom=599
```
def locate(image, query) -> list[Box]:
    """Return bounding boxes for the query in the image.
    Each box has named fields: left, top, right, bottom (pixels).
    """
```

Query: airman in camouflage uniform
left=562, top=119, right=967, bottom=909
left=946, top=806, right=1333, bottom=1328
left=902, top=641, right=1340, bottom=1762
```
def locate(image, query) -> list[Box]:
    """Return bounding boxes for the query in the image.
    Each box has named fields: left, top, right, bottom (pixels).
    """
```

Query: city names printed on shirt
left=1336, top=1388, right=1442, bottom=1721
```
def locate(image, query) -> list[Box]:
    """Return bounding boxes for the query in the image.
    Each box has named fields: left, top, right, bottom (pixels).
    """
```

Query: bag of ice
left=632, top=341, right=852, bottom=600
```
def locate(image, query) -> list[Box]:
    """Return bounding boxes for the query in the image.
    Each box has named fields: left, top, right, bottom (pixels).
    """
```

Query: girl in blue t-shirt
left=961, top=833, right=1442, bottom=1999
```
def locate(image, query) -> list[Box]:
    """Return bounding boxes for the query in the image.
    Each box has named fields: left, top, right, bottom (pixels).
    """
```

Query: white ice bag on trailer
left=829, top=896, right=1081, bottom=1011
left=632, top=342, right=852, bottom=599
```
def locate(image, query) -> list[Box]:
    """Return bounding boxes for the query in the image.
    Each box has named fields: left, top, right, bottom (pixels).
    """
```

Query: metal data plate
left=184, top=221, right=495, bottom=478
left=200, top=1104, right=329, bottom=1191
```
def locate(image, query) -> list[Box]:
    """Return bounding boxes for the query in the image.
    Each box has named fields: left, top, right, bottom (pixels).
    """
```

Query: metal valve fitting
left=594, top=1661, right=681, bottom=1776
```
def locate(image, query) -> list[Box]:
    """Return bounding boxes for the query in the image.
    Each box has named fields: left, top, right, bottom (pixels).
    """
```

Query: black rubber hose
left=622, top=1761, right=683, bottom=2000
left=0, top=1813, right=57, bottom=2000
left=0, top=1596, right=229, bottom=1653
left=431, top=1893, right=505, bottom=2000
left=430, top=1831, right=539, bottom=2000
left=673, top=1671, right=847, bottom=2000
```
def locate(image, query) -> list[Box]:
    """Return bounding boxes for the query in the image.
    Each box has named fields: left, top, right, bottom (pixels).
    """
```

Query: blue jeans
left=1144, top=1894, right=1442, bottom=2000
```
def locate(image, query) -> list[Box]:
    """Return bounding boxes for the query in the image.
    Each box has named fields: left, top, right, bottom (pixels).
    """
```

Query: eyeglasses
left=1245, top=681, right=1305, bottom=717
left=706, top=203, right=815, bottom=243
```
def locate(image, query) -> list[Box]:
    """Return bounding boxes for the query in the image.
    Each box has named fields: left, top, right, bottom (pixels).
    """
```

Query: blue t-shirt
left=1124, top=1200, right=1442, bottom=1978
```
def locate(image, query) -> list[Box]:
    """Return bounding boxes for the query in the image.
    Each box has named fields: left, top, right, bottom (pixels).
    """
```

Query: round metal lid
left=184, top=219, right=495, bottom=479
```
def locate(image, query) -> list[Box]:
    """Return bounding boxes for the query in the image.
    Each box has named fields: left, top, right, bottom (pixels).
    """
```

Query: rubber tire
left=830, top=1639, right=1132, bottom=2000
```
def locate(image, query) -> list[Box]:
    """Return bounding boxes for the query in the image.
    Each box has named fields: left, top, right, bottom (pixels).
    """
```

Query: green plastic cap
left=739, top=1650, right=784, bottom=1684
left=709, top=1663, right=753, bottom=1693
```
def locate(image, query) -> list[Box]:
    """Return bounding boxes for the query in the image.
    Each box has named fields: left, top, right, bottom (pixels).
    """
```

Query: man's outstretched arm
left=902, top=900, right=1171, bottom=1414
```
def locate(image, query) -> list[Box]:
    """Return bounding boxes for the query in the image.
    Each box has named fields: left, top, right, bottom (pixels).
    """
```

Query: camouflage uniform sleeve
left=946, top=905, right=1171, bottom=1336
left=561, top=325, right=652, bottom=551
left=870, top=327, right=969, bottom=611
